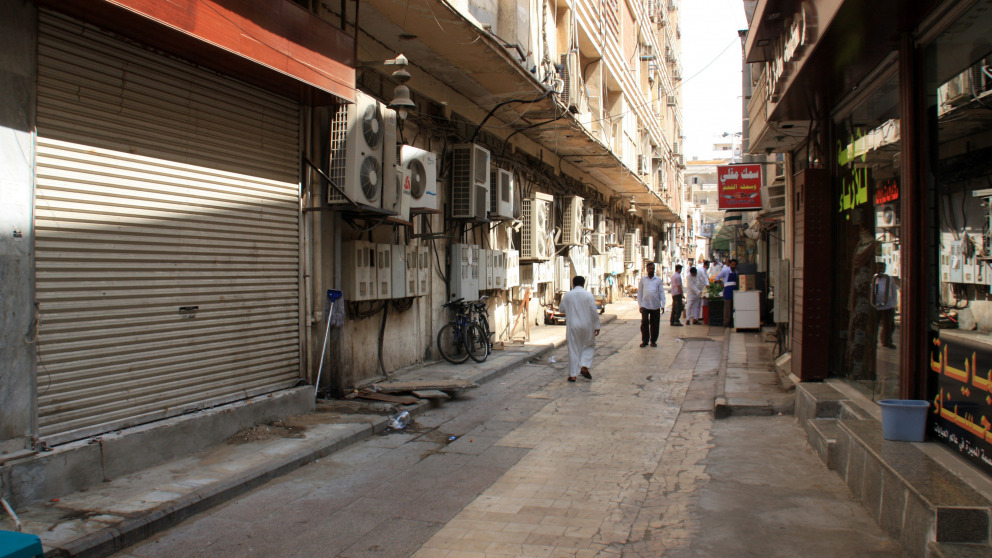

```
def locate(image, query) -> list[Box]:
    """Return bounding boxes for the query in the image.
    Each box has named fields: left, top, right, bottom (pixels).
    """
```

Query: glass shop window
left=830, top=70, right=902, bottom=401
left=925, top=1, right=992, bottom=475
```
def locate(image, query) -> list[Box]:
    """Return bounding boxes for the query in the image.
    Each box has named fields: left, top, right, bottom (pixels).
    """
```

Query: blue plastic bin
left=878, top=399, right=930, bottom=442
left=0, top=530, right=44, bottom=558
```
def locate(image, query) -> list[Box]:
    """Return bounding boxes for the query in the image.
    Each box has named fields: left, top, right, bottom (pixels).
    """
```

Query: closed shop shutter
left=35, top=11, right=303, bottom=443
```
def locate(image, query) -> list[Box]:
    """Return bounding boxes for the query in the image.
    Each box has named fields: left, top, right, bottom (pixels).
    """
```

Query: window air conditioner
left=451, top=144, right=490, bottom=220
left=489, top=167, right=515, bottom=219
left=328, top=91, right=396, bottom=207
left=400, top=145, right=439, bottom=211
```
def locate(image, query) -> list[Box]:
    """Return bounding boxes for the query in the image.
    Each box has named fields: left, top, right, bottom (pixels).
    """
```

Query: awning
left=710, top=223, right=736, bottom=252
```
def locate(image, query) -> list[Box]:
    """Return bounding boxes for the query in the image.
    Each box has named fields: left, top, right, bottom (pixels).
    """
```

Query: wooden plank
left=373, top=380, right=478, bottom=394
left=411, top=390, right=450, bottom=401
left=354, top=390, right=419, bottom=405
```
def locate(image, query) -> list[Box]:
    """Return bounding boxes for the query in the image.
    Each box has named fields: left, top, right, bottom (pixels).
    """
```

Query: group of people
left=558, top=258, right=740, bottom=382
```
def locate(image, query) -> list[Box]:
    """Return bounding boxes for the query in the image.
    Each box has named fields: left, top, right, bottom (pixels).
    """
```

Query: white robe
left=686, top=274, right=707, bottom=320
left=559, top=286, right=601, bottom=378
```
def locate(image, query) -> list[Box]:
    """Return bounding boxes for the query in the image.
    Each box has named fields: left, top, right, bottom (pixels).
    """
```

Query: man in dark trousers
left=716, top=259, right=739, bottom=327
left=669, top=264, right=684, bottom=326
left=638, top=262, right=665, bottom=347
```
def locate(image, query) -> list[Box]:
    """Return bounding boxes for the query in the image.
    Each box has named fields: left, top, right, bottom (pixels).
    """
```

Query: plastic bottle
left=388, top=411, right=411, bottom=430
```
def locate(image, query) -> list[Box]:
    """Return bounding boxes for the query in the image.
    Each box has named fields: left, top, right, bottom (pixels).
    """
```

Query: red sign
left=718, top=164, right=762, bottom=211
left=874, top=178, right=899, bottom=205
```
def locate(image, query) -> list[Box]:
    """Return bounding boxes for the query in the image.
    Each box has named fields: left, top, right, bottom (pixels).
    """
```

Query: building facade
left=0, top=0, right=683, bottom=507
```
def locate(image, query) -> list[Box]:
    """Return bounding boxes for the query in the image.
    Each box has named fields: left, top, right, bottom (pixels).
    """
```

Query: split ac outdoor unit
left=342, top=240, right=377, bottom=301
left=561, top=196, right=584, bottom=246
left=624, top=233, right=638, bottom=263
left=590, top=233, right=607, bottom=255
left=569, top=246, right=590, bottom=278
left=876, top=204, right=899, bottom=228
left=451, top=144, right=490, bottom=220
left=584, top=208, right=594, bottom=230
left=505, top=249, right=520, bottom=288
left=522, top=192, right=553, bottom=260
left=400, top=145, right=439, bottom=211
left=405, top=245, right=418, bottom=297
left=328, top=91, right=396, bottom=207
left=448, top=244, right=479, bottom=301
left=640, top=245, right=652, bottom=261
left=559, top=52, right=582, bottom=113
left=594, top=213, right=605, bottom=234
left=489, top=168, right=515, bottom=219
left=383, top=166, right=411, bottom=222
left=417, top=245, right=430, bottom=296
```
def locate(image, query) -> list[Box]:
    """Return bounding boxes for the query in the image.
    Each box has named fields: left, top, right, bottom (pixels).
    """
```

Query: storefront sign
left=764, top=3, right=811, bottom=102
left=930, top=333, right=992, bottom=474
left=875, top=178, right=899, bottom=205
left=718, top=164, right=762, bottom=211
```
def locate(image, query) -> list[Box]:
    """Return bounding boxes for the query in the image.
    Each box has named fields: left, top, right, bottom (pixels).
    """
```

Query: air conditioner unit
left=606, top=232, right=617, bottom=246
left=534, top=260, right=554, bottom=283
left=417, top=245, right=430, bottom=296
left=400, top=145, right=439, bottom=211
left=342, top=240, right=376, bottom=301
left=645, top=236, right=655, bottom=257
left=569, top=246, right=590, bottom=278
left=555, top=256, right=571, bottom=293
left=383, top=166, right=412, bottom=222
left=766, top=182, right=786, bottom=210
left=623, top=233, right=638, bottom=263
left=451, top=144, right=490, bottom=220
left=559, top=52, right=582, bottom=113
left=479, top=248, right=491, bottom=291
left=489, top=167, right=515, bottom=219
left=672, top=69, right=681, bottom=81
left=590, top=233, right=607, bottom=255
left=876, top=204, right=900, bottom=228
left=522, top=192, right=553, bottom=260
left=505, top=249, right=520, bottom=288
left=665, top=46, right=675, bottom=63
left=328, top=91, right=396, bottom=207
left=449, top=244, right=479, bottom=301
left=405, top=245, right=418, bottom=297
left=640, top=245, right=652, bottom=261
left=637, top=154, right=649, bottom=175
left=667, top=95, right=676, bottom=106
left=561, top=196, right=584, bottom=245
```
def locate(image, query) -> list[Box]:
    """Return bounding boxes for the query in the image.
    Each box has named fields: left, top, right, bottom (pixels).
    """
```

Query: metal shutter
left=35, top=11, right=302, bottom=443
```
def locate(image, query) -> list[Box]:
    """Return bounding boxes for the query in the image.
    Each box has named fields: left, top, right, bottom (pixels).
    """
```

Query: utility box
left=449, top=243, right=480, bottom=301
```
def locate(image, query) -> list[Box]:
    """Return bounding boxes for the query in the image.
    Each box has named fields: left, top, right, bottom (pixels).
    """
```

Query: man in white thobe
left=686, top=267, right=705, bottom=324
left=559, top=276, right=601, bottom=382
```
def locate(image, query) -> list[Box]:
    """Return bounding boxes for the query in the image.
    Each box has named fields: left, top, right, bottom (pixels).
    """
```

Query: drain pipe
left=2, top=497, right=23, bottom=532
left=377, top=303, right=390, bottom=380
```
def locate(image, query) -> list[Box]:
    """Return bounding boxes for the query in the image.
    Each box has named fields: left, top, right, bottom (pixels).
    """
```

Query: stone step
left=806, top=418, right=840, bottom=470
left=929, top=542, right=992, bottom=558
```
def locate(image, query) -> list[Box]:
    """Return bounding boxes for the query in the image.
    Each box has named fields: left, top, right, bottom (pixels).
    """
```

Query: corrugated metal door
left=35, top=11, right=302, bottom=442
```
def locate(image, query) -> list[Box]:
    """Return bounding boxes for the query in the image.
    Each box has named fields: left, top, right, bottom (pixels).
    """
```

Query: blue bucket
left=878, top=400, right=930, bottom=442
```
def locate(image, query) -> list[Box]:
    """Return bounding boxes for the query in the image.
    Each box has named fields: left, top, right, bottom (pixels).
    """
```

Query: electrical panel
left=383, top=165, right=412, bottom=222
left=623, top=233, right=639, bottom=263
left=405, top=245, right=418, bottom=297
left=417, top=245, right=431, bottom=296
left=375, top=244, right=402, bottom=299
left=478, top=248, right=490, bottom=290
left=489, top=168, right=515, bottom=219
left=341, top=240, right=377, bottom=301
left=451, top=144, right=490, bottom=220
left=328, top=91, right=396, bottom=207
left=493, top=249, right=506, bottom=289
left=400, top=145, right=439, bottom=211
left=522, top=192, right=554, bottom=260
left=449, top=243, right=480, bottom=301
left=561, top=196, right=584, bottom=245
left=505, top=249, right=520, bottom=288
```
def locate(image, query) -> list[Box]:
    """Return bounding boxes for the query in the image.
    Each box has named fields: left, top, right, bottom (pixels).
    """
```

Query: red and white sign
left=718, top=164, right=762, bottom=211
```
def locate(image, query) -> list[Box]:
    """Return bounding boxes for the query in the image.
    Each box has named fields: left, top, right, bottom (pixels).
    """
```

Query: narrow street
left=114, top=303, right=902, bottom=558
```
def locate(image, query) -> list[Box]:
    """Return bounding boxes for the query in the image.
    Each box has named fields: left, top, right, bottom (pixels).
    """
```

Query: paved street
left=113, top=303, right=903, bottom=557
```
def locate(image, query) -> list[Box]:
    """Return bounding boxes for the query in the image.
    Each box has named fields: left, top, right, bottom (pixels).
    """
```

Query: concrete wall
left=0, top=2, right=37, bottom=456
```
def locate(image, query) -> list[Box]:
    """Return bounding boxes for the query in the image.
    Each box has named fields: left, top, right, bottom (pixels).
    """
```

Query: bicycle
left=467, top=295, right=492, bottom=360
left=437, top=298, right=488, bottom=364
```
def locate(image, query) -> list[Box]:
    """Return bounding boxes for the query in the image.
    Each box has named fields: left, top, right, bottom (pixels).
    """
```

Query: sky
left=679, top=0, right=749, bottom=160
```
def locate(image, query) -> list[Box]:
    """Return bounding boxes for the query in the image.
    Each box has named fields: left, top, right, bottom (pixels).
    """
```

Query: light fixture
left=385, top=54, right=416, bottom=119
left=628, top=196, right=637, bottom=214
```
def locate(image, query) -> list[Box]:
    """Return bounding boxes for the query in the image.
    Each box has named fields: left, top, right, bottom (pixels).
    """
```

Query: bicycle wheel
left=465, top=323, right=489, bottom=363
left=437, top=323, right=470, bottom=364
left=478, top=314, right=492, bottom=353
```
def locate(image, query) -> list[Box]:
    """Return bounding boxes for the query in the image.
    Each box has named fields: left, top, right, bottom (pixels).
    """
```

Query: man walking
left=638, top=262, right=665, bottom=347
left=874, top=263, right=898, bottom=348
left=686, top=267, right=704, bottom=325
left=669, top=264, right=684, bottom=327
left=716, top=259, right=739, bottom=327
left=559, top=276, right=600, bottom=382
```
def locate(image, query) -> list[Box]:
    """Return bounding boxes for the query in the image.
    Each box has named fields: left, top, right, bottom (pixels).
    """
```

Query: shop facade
left=747, top=0, right=992, bottom=475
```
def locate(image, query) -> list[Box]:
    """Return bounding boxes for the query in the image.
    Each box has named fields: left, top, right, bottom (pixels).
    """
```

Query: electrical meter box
left=342, top=240, right=377, bottom=301
left=417, top=245, right=431, bottom=296
left=449, top=244, right=479, bottom=301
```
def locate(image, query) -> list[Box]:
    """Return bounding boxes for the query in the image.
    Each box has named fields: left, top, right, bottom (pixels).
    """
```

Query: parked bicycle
left=437, top=298, right=488, bottom=364
left=468, top=295, right=492, bottom=358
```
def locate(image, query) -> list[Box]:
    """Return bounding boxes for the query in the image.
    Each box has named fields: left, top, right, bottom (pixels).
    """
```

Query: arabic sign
left=718, top=164, right=762, bottom=211
left=930, top=333, right=992, bottom=474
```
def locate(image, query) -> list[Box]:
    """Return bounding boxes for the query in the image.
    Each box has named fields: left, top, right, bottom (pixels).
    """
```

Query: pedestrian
left=669, top=264, right=684, bottom=326
left=559, top=276, right=600, bottom=382
left=873, top=262, right=898, bottom=348
left=709, top=260, right=723, bottom=282
left=716, top=259, right=739, bottom=327
left=638, top=262, right=665, bottom=347
left=686, top=267, right=704, bottom=324
left=701, top=260, right=711, bottom=282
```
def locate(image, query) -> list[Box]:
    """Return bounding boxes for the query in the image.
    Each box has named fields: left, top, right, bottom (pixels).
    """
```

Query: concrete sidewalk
left=0, top=303, right=792, bottom=557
